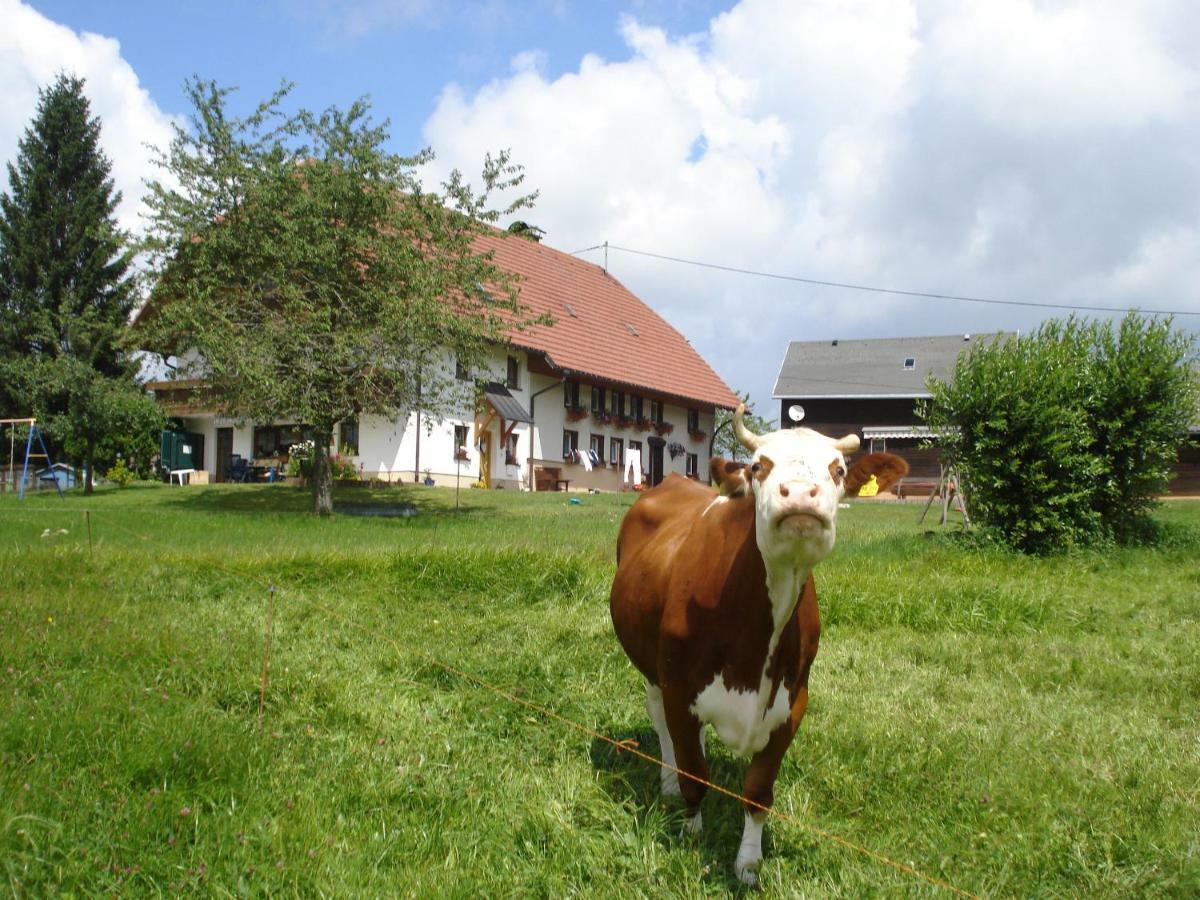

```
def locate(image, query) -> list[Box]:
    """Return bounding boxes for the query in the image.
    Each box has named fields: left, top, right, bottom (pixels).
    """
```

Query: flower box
left=652, top=421, right=674, bottom=436
left=688, top=429, right=707, bottom=442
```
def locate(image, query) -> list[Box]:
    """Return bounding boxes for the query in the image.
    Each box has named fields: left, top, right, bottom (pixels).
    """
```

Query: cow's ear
left=845, top=452, right=909, bottom=495
left=709, top=457, right=750, bottom=497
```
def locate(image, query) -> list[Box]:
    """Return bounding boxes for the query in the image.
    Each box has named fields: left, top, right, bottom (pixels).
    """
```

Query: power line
left=572, top=242, right=1200, bottom=317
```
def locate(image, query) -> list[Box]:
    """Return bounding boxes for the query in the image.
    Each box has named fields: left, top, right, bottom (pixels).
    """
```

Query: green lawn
left=2, top=483, right=1198, bottom=897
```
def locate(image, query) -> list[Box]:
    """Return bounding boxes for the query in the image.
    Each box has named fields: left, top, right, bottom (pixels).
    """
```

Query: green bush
left=105, top=458, right=135, bottom=488
left=922, top=314, right=1198, bottom=554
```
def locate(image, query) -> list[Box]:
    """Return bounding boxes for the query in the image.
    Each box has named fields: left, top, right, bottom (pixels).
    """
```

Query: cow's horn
left=733, top=403, right=763, bottom=451
left=833, top=434, right=860, bottom=454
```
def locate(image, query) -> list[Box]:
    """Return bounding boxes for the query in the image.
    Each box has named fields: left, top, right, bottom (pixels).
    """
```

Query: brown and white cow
left=610, top=406, right=907, bottom=884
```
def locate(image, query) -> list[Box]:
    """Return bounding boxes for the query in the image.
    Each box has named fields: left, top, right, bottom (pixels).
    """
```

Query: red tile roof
left=481, top=232, right=740, bottom=410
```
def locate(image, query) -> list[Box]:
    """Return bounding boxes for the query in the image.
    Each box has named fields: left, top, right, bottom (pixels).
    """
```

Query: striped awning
left=862, top=426, right=942, bottom=440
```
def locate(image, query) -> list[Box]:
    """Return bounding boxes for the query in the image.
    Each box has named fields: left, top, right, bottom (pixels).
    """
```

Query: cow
left=609, top=406, right=908, bottom=885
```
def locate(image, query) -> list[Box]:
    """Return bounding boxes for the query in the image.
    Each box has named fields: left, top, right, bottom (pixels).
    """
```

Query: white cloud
left=421, top=0, right=1200, bottom=411
left=0, top=0, right=177, bottom=236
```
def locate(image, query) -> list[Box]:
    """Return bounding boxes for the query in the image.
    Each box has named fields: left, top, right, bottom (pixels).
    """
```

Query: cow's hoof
left=682, top=810, right=703, bottom=835
left=735, top=860, right=761, bottom=887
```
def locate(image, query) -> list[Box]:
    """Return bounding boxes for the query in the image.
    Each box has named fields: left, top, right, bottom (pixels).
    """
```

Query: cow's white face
left=747, top=428, right=852, bottom=567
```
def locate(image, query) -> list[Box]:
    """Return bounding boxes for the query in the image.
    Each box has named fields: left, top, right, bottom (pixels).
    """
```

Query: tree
left=0, top=74, right=155, bottom=491
left=43, top=358, right=165, bottom=484
left=136, top=79, right=540, bottom=514
left=922, top=315, right=1198, bottom=553
left=713, top=393, right=774, bottom=461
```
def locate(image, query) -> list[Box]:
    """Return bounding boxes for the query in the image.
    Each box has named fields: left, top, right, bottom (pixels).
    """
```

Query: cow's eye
left=751, top=462, right=762, bottom=475
left=836, top=466, right=846, bottom=478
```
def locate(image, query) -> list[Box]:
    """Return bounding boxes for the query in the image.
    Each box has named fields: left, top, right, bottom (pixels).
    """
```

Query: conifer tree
left=0, top=73, right=135, bottom=376
left=0, top=74, right=157, bottom=490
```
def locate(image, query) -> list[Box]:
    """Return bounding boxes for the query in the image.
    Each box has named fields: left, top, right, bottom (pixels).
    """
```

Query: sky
left=3, top=0, right=1199, bottom=415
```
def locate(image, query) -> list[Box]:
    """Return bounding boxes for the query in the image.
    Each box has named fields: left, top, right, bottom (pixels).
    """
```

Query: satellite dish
left=787, top=404, right=805, bottom=423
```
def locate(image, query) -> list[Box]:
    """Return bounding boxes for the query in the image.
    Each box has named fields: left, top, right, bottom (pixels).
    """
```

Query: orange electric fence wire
left=5, top=506, right=980, bottom=898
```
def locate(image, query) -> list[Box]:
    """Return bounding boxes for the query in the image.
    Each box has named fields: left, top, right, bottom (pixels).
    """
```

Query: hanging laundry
left=625, top=453, right=643, bottom=486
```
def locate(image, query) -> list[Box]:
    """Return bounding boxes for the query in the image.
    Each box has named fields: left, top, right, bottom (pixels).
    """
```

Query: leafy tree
left=136, top=79, right=539, bottom=514
left=0, top=74, right=157, bottom=491
left=922, top=315, right=1198, bottom=553
left=43, top=358, right=165, bottom=484
left=713, top=392, right=773, bottom=461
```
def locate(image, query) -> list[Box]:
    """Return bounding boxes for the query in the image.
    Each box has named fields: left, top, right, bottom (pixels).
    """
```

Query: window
left=591, top=385, right=606, bottom=413
left=453, top=425, right=470, bottom=459
left=610, top=391, right=625, bottom=417
left=563, top=380, right=580, bottom=408
left=338, top=417, right=359, bottom=455
left=506, top=355, right=520, bottom=389
left=686, top=453, right=698, bottom=477
left=903, top=357, right=916, bottom=370
left=610, top=437, right=623, bottom=467
left=455, top=356, right=469, bottom=380
left=687, top=408, right=700, bottom=432
left=630, top=395, right=644, bottom=420
left=650, top=400, right=664, bottom=424
left=253, top=424, right=311, bottom=458
left=589, top=433, right=605, bottom=464
left=562, top=429, right=579, bottom=459
left=505, top=433, right=519, bottom=466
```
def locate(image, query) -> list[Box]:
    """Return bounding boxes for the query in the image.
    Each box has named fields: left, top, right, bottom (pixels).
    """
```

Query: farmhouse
left=142, top=231, right=740, bottom=491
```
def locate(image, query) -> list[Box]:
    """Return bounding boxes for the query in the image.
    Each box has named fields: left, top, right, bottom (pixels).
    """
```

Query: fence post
left=258, top=584, right=277, bottom=729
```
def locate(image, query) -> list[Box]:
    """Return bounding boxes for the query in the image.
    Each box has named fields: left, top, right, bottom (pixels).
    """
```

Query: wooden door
left=478, top=432, right=492, bottom=488
left=215, top=428, right=233, bottom=483
left=649, top=440, right=664, bottom=486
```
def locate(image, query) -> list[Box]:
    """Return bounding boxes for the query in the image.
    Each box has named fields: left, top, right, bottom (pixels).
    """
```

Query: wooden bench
left=535, top=466, right=570, bottom=492
left=895, top=478, right=939, bottom=500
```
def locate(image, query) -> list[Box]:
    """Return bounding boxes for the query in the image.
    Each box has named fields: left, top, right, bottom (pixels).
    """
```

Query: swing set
left=1, top=417, right=65, bottom=500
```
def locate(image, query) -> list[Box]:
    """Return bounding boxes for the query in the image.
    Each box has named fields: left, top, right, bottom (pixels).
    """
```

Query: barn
left=771, top=333, right=1011, bottom=494
left=773, top=333, right=1200, bottom=497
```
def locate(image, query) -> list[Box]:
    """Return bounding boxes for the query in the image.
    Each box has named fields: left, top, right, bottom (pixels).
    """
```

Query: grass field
left=2, top=483, right=1198, bottom=897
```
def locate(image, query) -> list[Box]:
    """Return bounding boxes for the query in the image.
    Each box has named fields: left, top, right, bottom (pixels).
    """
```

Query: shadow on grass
left=588, top=724, right=767, bottom=891
left=147, top=483, right=490, bottom=519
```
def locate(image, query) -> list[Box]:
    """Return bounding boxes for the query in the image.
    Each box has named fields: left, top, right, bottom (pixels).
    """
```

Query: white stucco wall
left=170, top=344, right=718, bottom=492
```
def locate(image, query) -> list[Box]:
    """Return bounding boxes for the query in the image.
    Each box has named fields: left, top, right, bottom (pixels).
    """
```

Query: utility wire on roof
left=573, top=242, right=1200, bottom=317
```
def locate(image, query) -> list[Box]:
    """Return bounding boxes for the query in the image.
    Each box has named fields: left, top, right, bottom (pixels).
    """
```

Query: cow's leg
left=648, top=682, right=708, bottom=800
left=735, top=686, right=809, bottom=886
left=644, top=681, right=680, bottom=796
left=662, top=685, right=709, bottom=834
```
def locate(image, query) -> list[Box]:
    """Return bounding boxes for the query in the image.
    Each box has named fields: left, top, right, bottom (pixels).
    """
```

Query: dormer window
left=903, top=357, right=916, bottom=370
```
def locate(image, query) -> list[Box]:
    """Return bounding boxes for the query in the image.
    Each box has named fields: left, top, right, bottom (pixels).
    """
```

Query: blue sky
left=4, top=1, right=1200, bottom=411
left=25, top=1, right=728, bottom=157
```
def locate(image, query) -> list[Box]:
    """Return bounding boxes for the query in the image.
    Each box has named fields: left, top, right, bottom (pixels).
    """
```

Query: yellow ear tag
left=858, top=473, right=880, bottom=497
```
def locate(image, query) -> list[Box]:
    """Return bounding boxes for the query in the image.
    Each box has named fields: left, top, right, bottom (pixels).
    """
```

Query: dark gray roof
left=773, top=333, right=1015, bottom=399
left=483, top=382, right=534, bottom=424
